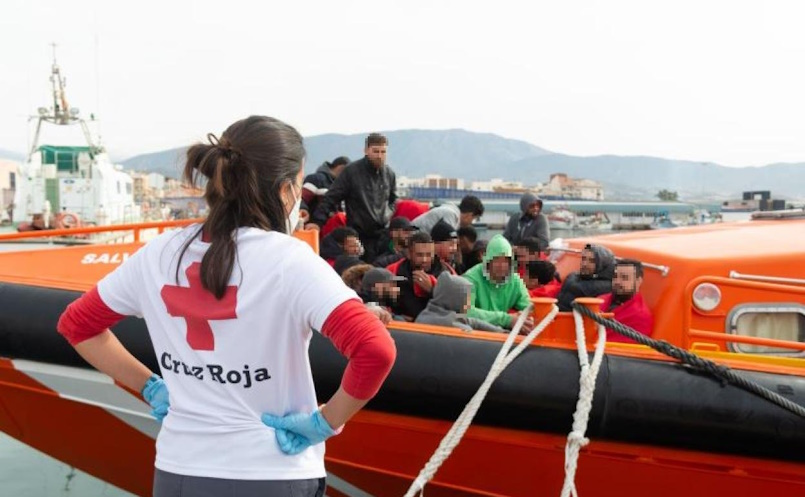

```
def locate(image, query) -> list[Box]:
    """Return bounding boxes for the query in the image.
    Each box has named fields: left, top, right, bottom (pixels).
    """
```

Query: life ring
left=55, top=212, right=81, bottom=230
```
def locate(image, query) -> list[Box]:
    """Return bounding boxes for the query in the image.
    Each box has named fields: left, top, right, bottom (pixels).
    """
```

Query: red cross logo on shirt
left=160, top=262, right=238, bottom=351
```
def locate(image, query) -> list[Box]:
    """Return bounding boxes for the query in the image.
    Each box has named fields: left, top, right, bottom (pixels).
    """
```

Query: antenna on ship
left=50, top=42, right=68, bottom=124
left=28, top=43, right=99, bottom=159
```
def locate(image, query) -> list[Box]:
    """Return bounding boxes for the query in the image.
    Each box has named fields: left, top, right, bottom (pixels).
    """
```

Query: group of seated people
left=306, top=165, right=653, bottom=342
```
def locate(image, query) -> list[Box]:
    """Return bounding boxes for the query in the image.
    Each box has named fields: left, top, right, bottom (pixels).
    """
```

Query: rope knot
left=567, top=430, right=590, bottom=447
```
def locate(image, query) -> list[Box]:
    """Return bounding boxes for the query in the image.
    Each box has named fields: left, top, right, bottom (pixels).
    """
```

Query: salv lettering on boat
left=80, top=252, right=132, bottom=264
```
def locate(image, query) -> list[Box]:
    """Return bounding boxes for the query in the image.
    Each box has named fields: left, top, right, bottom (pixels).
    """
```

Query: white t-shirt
left=97, top=225, right=356, bottom=480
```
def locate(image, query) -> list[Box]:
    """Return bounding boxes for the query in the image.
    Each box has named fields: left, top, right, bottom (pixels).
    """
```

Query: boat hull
left=0, top=282, right=804, bottom=496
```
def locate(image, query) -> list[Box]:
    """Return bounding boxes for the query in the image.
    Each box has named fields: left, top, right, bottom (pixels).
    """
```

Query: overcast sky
left=1, top=0, right=804, bottom=166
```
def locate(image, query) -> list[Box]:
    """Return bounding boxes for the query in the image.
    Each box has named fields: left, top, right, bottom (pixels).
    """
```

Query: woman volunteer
left=57, top=116, right=396, bottom=496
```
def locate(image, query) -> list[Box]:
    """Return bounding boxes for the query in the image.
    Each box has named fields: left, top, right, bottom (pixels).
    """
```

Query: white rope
left=404, top=303, right=559, bottom=497
left=560, top=309, right=608, bottom=497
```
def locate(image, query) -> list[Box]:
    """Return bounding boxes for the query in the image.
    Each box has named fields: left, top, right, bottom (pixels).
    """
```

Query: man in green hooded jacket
left=462, top=235, right=535, bottom=331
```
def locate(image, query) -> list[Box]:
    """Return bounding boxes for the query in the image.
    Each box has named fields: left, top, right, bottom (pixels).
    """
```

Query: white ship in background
left=13, top=47, right=139, bottom=230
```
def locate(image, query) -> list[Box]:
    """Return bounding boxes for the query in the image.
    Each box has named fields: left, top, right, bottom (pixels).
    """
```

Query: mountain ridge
left=4, top=131, right=804, bottom=200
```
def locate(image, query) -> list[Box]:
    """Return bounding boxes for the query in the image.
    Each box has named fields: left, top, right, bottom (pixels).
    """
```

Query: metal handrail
left=689, top=328, right=805, bottom=352
left=0, top=219, right=202, bottom=243
left=549, top=247, right=670, bottom=276
left=729, top=271, right=805, bottom=287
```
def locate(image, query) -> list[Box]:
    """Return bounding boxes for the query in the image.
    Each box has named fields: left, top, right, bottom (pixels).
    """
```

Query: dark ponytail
left=176, top=116, right=305, bottom=298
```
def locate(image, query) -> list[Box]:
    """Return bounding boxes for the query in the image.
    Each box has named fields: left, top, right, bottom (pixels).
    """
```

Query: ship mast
left=50, top=42, right=72, bottom=125
left=27, top=44, right=100, bottom=159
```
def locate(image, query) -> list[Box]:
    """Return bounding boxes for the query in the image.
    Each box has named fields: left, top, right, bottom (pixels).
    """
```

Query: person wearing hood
left=462, top=235, right=535, bottom=331
left=320, top=227, right=363, bottom=266
left=556, top=243, right=616, bottom=311
left=416, top=273, right=506, bottom=332
left=503, top=192, right=550, bottom=248
left=360, top=268, right=403, bottom=307
left=299, top=156, right=350, bottom=222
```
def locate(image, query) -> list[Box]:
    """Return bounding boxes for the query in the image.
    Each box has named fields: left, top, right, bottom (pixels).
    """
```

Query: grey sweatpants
left=153, top=468, right=326, bottom=497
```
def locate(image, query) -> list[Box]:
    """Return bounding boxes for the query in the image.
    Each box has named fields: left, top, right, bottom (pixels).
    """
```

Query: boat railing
left=549, top=246, right=670, bottom=276
left=0, top=219, right=202, bottom=244
left=729, top=270, right=805, bottom=287
left=688, top=328, right=805, bottom=352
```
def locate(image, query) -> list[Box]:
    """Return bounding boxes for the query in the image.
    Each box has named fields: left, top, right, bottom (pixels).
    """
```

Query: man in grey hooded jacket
left=556, top=243, right=616, bottom=311
left=503, top=192, right=550, bottom=248
left=416, top=273, right=506, bottom=332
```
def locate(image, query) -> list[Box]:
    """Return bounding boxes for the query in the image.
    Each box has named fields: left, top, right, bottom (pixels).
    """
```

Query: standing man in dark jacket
left=308, top=133, right=397, bottom=262
left=299, top=156, right=350, bottom=223
left=503, top=192, right=550, bottom=248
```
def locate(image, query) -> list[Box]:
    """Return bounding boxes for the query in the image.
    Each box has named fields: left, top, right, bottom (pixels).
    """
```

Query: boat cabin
left=555, top=215, right=805, bottom=357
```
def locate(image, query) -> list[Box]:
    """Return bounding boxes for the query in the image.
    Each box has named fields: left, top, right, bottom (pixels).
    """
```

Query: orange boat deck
left=0, top=219, right=803, bottom=378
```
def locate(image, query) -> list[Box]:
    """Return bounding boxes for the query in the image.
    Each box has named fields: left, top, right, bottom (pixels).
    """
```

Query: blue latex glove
left=141, top=374, right=170, bottom=422
left=261, top=410, right=338, bottom=455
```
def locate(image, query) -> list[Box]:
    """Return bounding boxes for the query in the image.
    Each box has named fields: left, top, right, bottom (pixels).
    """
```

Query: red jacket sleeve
left=413, top=275, right=437, bottom=298
left=320, top=299, right=397, bottom=400
left=57, top=286, right=126, bottom=346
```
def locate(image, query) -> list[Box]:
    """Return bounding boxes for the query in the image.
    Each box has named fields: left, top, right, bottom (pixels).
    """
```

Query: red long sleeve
left=320, top=299, right=397, bottom=400
left=57, top=286, right=126, bottom=346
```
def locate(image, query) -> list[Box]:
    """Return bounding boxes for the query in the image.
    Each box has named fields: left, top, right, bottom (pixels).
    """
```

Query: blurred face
left=435, top=238, right=458, bottom=263
left=526, top=201, right=541, bottom=217
left=391, top=229, right=411, bottom=250
left=410, top=241, right=434, bottom=271
left=365, top=144, right=388, bottom=168
left=488, top=256, right=512, bottom=283
left=343, top=236, right=363, bottom=257
left=521, top=250, right=540, bottom=263
left=613, top=265, right=641, bottom=299
left=374, top=281, right=400, bottom=302
left=580, top=249, right=596, bottom=276
left=463, top=291, right=472, bottom=313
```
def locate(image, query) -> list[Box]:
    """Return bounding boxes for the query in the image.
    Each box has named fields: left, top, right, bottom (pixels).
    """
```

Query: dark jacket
left=556, top=245, right=616, bottom=311
left=386, top=257, right=445, bottom=319
left=312, top=157, right=397, bottom=239
left=373, top=251, right=405, bottom=268
left=301, top=162, right=339, bottom=215
left=319, top=232, right=345, bottom=263
left=503, top=192, right=550, bottom=247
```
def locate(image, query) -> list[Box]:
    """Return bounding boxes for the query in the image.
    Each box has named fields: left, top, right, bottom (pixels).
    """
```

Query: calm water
left=0, top=433, right=135, bottom=496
